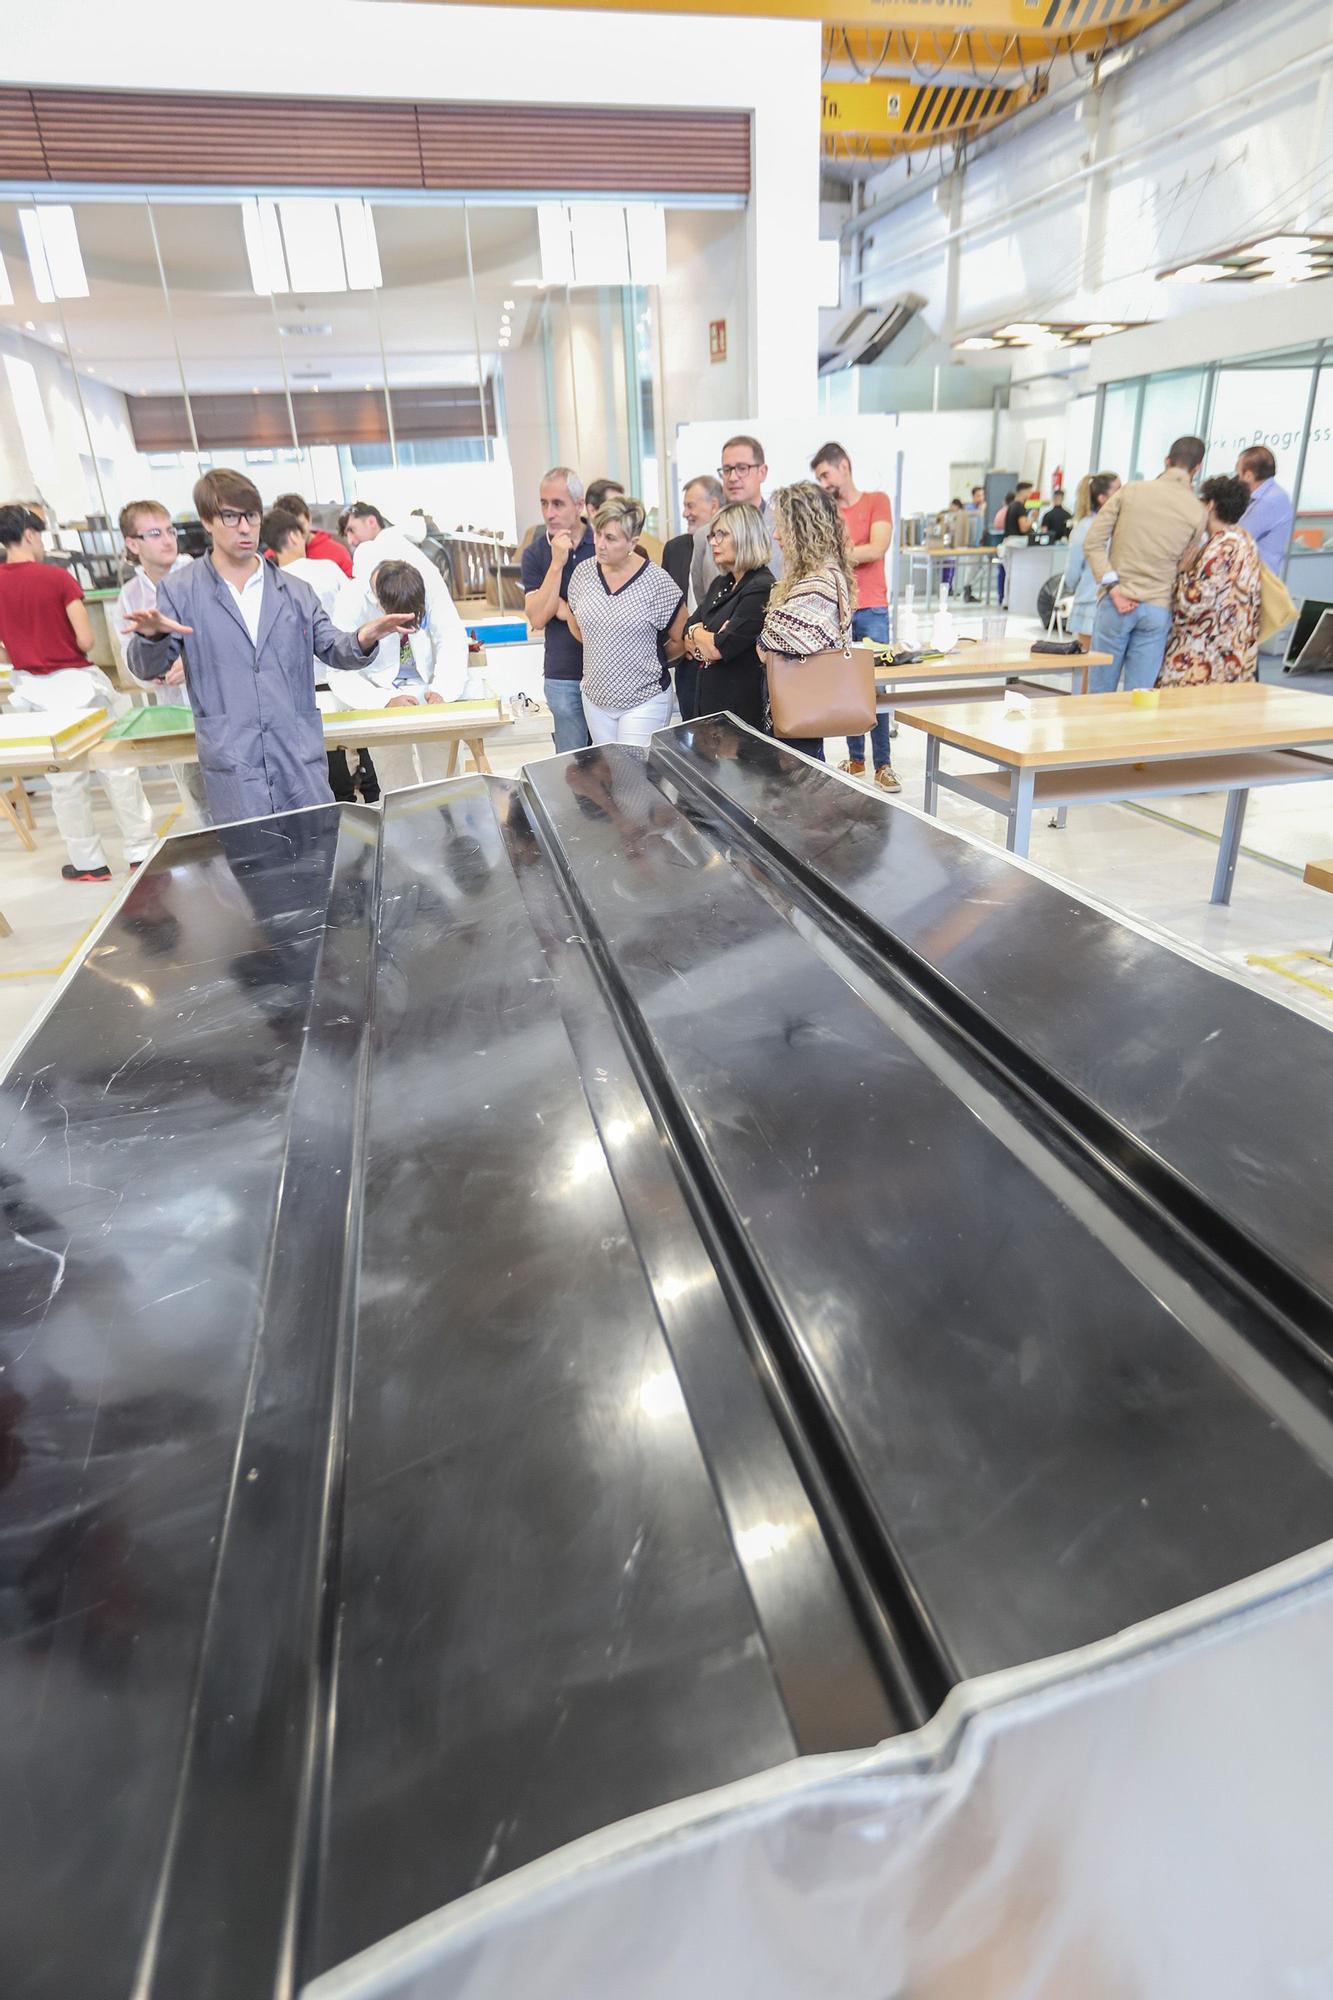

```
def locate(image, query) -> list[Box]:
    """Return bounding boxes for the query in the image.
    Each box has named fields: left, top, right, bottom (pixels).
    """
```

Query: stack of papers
left=0, top=707, right=110, bottom=764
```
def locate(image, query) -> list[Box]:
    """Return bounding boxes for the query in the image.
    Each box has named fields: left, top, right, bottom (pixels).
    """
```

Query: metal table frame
left=921, top=739, right=1333, bottom=903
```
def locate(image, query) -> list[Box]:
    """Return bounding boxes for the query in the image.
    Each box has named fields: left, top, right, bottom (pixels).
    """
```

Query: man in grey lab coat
left=126, top=469, right=413, bottom=825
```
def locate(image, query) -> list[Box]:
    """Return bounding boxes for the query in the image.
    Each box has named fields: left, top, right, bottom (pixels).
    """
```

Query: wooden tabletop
left=861, top=642, right=1110, bottom=680
left=893, top=682, right=1333, bottom=769
left=81, top=704, right=512, bottom=769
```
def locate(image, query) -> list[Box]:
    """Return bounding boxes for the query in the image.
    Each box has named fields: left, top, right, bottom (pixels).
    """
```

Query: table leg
left=0, top=907, right=11, bottom=937
left=1, top=780, right=36, bottom=853
left=466, top=737, right=492, bottom=775
left=1077, top=660, right=1090, bottom=696
left=1213, top=788, right=1249, bottom=904
left=444, top=739, right=461, bottom=779
left=1006, top=768, right=1035, bottom=856
left=923, top=734, right=941, bottom=816
left=1050, top=805, right=1068, bottom=831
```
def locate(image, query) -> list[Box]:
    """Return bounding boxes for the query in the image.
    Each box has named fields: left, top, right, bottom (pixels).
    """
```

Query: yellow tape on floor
left=1244, top=951, right=1333, bottom=1001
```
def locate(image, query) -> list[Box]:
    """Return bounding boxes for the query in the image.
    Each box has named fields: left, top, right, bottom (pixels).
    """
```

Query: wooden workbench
left=865, top=639, right=1109, bottom=709
left=894, top=683, right=1333, bottom=904
left=82, top=701, right=513, bottom=781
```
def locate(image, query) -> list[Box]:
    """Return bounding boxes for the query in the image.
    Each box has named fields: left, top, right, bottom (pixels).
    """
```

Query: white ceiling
left=0, top=199, right=545, bottom=396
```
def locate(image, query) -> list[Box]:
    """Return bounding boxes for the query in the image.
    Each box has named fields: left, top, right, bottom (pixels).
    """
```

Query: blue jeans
left=847, top=608, right=891, bottom=767
left=1089, top=600, right=1172, bottom=693
left=545, top=676, right=590, bottom=754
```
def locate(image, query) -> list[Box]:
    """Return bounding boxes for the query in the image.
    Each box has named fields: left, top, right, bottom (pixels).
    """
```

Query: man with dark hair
left=812, top=441, right=898, bottom=791
left=0, top=503, right=155, bottom=881
left=125, top=468, right=412, bottom=822
left=264, top=506, right=379, bottom=803
left=273, top=491, right=353, bottom=577
left=1235, top=446, right=1293, bottom=574
left=692, top=433, right=782, bottom=603
left=1085, top=436, right=1207, bottom=692
left=342, top=500, right=449, bottom=605
left=582, top=478, right=625, bottom=522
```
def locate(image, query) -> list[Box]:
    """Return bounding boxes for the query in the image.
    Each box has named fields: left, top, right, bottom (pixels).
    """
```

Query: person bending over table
left=1158, top=475, right=1263, bottom=688
left=329, top=559, right=470, bottom=792
left=566, top=497, right=687, bottom=748
left=681, top=502, right=775, bottom=732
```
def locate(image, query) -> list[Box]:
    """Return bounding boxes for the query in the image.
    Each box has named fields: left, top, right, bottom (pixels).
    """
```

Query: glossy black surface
left=4, top=719, right=1333, bottom=1995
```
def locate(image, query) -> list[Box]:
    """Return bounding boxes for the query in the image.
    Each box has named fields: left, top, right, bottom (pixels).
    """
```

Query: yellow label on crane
left=821, top=78, right=1017, bottom=139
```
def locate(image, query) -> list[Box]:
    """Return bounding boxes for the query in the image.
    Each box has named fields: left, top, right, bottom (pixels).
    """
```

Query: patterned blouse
left=1159, top=526, right=1262, bottom=687
left=567, top=556, right=683, bottom=713
left=760, top=562, right=853, bottom=659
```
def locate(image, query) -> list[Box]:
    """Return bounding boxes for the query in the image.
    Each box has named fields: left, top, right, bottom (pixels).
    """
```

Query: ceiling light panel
left=337, top=199, right=382, bottom=291
left=242, top=199, right=289, bottom=295
left=279, top=200, right=347, bottom=293
left=1158, top=233, right=1333, bottom=285
left=19, top=206, right=89, bottom=303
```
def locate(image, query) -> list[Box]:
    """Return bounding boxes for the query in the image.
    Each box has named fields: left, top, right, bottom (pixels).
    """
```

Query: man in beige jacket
left=1085, top=436, right=1206, bottom=691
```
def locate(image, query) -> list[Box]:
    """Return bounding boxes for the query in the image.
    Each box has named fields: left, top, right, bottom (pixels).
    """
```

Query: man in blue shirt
left=1236, top=446, right=1293, bottom=574
left=521, top=466, right=594, bottom=753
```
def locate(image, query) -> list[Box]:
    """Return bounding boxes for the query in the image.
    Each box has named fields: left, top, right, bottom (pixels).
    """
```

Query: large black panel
left=3, top=720, right=1332, bottom=1997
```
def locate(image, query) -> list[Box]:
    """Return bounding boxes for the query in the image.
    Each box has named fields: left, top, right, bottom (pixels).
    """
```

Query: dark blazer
left=661, top=531, right=695, bottom=596
left=129, top=556, right=375, bottom=825
left=684, top=564, right=775, bottom=732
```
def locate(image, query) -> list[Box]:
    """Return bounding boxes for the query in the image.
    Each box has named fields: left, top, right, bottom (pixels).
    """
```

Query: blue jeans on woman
left=545, top=676, right=591, bottom=754
left=1088, top=599, right=1172, bottom=693
left=846, top=607, right=891, bottom=767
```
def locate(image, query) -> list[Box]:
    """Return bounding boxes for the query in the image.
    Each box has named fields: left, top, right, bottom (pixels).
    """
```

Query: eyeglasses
left=130, top=525, right=176, bottom=542
left=216, top=509, right=261, bottom=528
left=718, top=462, right=761, bottom=478
left=706, top=527, right=730, bottom=543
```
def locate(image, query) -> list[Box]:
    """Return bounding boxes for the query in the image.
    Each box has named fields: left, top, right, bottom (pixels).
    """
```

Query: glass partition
left=1135, top=368, right=1208, bottom=481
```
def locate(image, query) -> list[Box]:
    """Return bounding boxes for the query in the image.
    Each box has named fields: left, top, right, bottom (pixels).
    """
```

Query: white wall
left=6, top=1, right=821, bottom=437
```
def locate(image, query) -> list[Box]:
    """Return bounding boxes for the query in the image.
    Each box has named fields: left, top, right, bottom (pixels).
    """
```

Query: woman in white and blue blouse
left=566, top=497, right=689, bottom=747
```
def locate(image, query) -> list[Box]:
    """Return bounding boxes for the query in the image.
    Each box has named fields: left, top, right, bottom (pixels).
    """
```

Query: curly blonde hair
left=767, top=481, right=855, bottom=609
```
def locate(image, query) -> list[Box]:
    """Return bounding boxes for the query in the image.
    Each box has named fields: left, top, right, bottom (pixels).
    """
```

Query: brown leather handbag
left=766, top=643, right=877, bottom=740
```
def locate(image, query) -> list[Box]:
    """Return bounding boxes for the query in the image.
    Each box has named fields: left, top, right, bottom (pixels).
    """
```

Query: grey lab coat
left=128, top=556, right=374, bottom=825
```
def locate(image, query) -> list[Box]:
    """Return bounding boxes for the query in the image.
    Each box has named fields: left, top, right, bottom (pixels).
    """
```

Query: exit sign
left=709, top=318, right=727, bottom=364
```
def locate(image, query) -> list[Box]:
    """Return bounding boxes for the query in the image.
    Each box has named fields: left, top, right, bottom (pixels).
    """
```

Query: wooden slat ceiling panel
left=0, top=90, right=750, bottom=195
left=26, top=90, right=424, bottom=187
left=0, top=88, right=48, bottom=180
left=416, top=104, right=750, bottom=193
left=129, top=383, right=496, bottom=452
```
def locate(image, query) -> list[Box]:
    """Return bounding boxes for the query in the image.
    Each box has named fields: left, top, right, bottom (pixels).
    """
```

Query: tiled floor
left=5, top=635, right=1333, bottom=1070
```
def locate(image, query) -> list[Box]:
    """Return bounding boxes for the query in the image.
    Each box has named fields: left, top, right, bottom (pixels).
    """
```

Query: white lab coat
left=327, top=574, right=470, bottom=710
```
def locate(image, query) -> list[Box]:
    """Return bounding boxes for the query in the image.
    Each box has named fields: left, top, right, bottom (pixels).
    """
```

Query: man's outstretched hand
left=121, top=607, right=193, bottom=639
left=356, top=613, right=417, bottom=652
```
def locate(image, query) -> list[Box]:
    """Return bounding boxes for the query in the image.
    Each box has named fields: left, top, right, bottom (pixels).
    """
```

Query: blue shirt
left=521, top=525, right=594, bottom=681
left=1241, top=478, right=1293, bottom=573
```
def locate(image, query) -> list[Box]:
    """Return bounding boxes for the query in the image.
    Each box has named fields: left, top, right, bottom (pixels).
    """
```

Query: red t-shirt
left=841, top=490, right=892, bottom=610
left=306, top=528, right=353, bottom=576
left=0, top=560, right=89, bottom=672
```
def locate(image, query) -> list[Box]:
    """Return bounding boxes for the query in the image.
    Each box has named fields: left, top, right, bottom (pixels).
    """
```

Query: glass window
left=1134, top=369, right=1208, bottom=481
left=1204, top=352, right=1318, bottom=481
left=1097, top=380, right=1140, bottom=486
left=1293, top=360, right=1333, bottom=556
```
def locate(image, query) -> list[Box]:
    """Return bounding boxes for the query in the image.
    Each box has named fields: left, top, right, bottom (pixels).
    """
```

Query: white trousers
left=10, top=666, right=155, bottom=872
left=581, top=685, right=673, bottom=748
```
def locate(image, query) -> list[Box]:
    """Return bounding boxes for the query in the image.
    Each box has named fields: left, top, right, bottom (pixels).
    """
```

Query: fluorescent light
left=957, top=336, right=1000, bottom=350
left=280, top=199, right=346, bottom=292
left=995, top=321, right=1047, bottom=339
left=19, top=207, right=88, bottom=303
left=538, top=203, right=574, bottom=286
left=625, top=204, right=666, bottom=286
left=242, top=198, right=289, bottom=294
left=569, top=203, right=630, bottom=285
left=503, top=298, right=515, bottom=310
left=337, top=199, right=382, bottom=290
left=1079, top=323, right=1122, bottom=338
left=1166, top=263, right=1231, bottom=282
left=1252, top=235, right=1318, bottom=257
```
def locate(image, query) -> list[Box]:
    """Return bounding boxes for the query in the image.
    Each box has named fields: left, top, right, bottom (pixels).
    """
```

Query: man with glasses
left=116, top=499, right=208, bottom=819
left=126, top=469, right=414, bottom=824
left=691, top=435, right=782, bottom=604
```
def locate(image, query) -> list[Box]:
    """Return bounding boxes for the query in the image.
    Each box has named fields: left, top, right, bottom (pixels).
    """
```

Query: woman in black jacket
left=681, top=503, right=775, bottom=731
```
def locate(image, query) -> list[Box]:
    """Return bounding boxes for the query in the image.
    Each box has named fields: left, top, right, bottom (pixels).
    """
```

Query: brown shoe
left=838, top=758, right=866, bottom=776
left=874, top=766, right=901, bottom=793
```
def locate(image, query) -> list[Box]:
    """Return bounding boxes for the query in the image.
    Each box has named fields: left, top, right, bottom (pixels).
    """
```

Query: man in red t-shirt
left=0, top=504, right=154, bottom=882
left=811, top=442, right=898, bottom=792
left=273, top=492, right=353, bottom=577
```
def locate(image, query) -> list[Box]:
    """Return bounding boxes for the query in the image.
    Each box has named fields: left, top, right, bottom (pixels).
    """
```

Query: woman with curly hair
left=1158, top=475, right=1262, bottom=687
left=757, top=481, right=857, bottom=763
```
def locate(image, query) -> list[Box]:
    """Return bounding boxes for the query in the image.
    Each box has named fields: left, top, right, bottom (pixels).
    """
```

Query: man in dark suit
left=665, top=475, right=722, bottom=720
